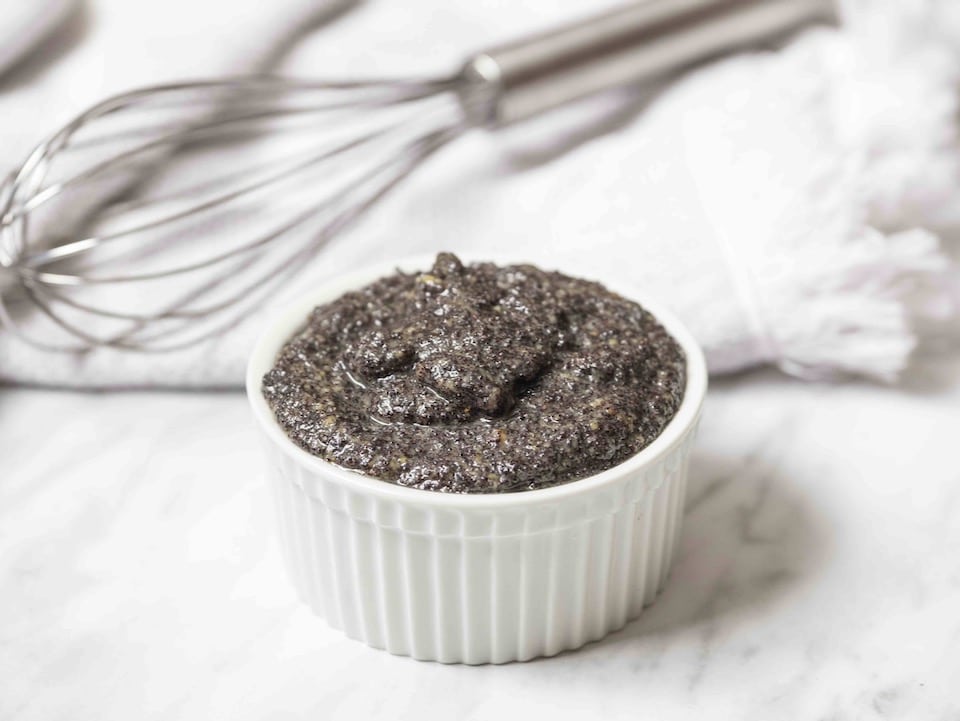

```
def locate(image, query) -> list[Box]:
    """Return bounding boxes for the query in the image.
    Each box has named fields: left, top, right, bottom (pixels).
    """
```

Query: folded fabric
left=0, top=0, right=957, bottom=387
left=0, top=0, right=77, bottom=77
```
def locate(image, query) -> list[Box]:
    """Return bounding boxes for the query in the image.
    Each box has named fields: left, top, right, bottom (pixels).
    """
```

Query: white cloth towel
left=0, top=0, right=957, bottom=387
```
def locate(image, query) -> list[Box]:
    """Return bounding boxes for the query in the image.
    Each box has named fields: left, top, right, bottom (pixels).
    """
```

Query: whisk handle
left=458, top=0, right=836, bottom=127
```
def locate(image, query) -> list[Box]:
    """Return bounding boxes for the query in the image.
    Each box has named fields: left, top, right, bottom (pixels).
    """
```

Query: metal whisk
left=0, top=0, right=833, bottom=352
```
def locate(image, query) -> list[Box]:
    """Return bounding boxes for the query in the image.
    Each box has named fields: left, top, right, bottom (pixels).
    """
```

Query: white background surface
left=3, top=350, right=959, bottom=720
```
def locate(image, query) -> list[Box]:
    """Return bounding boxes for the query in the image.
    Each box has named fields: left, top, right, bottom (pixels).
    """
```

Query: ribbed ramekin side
left=263, top=422, right=696, bottom=664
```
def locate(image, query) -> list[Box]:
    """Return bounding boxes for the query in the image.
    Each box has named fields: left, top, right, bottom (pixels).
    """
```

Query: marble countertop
left=3, top=351, right=959, bottom=721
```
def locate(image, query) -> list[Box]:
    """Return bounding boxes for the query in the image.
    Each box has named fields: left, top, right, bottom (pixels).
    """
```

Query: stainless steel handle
left=458, top=0, right=836, bottom=127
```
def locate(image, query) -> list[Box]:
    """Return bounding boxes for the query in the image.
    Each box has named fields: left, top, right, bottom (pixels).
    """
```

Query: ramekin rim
left=246, top=254, right=707, bottom=510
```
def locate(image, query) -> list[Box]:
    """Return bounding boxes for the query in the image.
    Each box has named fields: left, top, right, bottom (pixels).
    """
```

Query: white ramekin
left=246, top=257, right=707, bottom=664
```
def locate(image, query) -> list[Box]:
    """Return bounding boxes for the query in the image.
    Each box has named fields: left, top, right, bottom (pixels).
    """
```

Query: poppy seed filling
left=262, top=253, right=686, bottom=493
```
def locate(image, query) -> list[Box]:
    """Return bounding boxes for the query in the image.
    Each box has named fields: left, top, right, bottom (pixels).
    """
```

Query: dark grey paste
left=262, top=253, right=685, bottom=493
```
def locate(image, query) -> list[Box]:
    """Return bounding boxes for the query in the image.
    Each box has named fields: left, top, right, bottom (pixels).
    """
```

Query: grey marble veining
left=2, top=354, right=959, bottom=720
